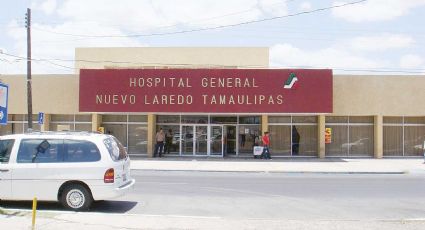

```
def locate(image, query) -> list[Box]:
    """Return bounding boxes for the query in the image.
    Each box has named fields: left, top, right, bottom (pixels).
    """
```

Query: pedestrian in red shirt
left=262, top=131, right=271, bottom=159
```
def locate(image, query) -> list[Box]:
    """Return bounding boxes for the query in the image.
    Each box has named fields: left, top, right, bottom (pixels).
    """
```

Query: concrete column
left=147, top=114, right=156, bottom=158
left=261, top=114, right=268, bottom=135
left=40, top=114, right=50, bottom=131
left=318, top=115, right=326, bottom=158
left=374, top=115, right=383, bottom=159
left=91, top=114, right=102, bottom=132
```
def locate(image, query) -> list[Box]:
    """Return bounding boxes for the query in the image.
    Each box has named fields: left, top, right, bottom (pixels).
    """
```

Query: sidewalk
left=2, top=211, right=425, bottom=230
left=130, top=157, right=425, bottom=174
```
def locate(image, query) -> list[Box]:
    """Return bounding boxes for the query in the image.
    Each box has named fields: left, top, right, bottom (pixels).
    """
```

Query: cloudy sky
left=0, top=0, right=424, bottom=74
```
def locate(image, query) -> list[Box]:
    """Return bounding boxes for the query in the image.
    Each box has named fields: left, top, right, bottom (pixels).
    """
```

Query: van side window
left=17, top=139, right=63, bottom=163
left=0, top=139, right=15, bottom=163
left=64, top=140, right=101, bottom=162
left=104, top=136, right=127, bottom=161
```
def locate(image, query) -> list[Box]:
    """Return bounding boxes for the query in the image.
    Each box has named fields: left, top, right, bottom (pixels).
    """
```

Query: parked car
left=0, top=131, right=135, bottom=211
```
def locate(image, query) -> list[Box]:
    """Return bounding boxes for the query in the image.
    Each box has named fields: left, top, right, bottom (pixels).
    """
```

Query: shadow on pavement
left=90, top=200, right=138, bottom=213
left=0, top=200, right=138, bottom=214
left=130, top=155, right=350, bottom=162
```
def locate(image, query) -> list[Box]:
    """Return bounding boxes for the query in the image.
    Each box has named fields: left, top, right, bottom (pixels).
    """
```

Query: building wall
left=0, top=74, right=79, bottom=114
left=2, top=74, right=424, bottom=116
left=75, top=47, right=269, bottom=72
left=334, top=75, right=425, bottom=116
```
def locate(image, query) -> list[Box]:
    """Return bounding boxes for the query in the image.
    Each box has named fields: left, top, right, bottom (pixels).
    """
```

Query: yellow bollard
left=32, top=197, right=37, bottom=229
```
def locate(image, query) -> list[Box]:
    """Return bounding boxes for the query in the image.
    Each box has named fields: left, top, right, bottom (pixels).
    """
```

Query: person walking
left=154, top=128, right=165, bottom=157
left=262, top=131, right=271, bottom=159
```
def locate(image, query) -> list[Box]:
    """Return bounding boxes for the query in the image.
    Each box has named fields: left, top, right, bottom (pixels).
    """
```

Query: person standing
left=262, top=131, right=271, bottom=159
left=292, top=126, right=300, bottom=155
left=154, top=128, right=165, bottom=157
left=253, top=131, right=259, bottom=147
left=164, top=129, right=173, bottom=154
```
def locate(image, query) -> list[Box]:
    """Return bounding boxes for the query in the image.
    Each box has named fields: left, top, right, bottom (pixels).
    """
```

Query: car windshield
left=104, top=136, right=128, bottom=161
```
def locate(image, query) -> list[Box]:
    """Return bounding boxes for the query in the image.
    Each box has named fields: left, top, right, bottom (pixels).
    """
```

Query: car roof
left=0, top=131, right=108, bottom=140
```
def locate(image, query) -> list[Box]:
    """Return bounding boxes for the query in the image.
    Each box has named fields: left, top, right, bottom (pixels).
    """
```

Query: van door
left=0, top=139, right=15, bottom=199
left=11, top=139, right=64, bottom=200
left=0, top=164, right=11, bottom=199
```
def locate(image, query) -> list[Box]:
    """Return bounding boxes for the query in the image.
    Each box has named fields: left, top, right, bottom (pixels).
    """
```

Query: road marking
left=137, top=181, right=189, bottom=185
left=0, top=208, right=223, bottom=219
left=200, top=186, right=284, bottom=197
left=138, top=214, right=222, bottom=219
left=402, top=218, right=425, bottom=221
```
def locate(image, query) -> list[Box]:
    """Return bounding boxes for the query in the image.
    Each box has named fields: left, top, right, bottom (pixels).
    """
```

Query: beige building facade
left=0, top=47, right=424, bottom=158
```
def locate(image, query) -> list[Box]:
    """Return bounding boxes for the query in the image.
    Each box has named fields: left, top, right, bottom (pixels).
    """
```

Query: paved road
left=127, top=170, right=425, bottom=220
left=4, top=170, right=425, bottom=221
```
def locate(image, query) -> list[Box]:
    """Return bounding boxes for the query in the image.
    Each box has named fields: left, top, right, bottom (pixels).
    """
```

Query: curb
left=132, top=169, right=408, bottom=174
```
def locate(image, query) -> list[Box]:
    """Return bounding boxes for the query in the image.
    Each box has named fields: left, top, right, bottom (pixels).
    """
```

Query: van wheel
left=60, top=184, right=93, bottom=211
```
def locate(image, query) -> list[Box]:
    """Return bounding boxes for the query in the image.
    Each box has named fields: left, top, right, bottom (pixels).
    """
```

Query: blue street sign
left=0, top=82, right=9, bottom=125
left=38, top=112, right=44, bottom=124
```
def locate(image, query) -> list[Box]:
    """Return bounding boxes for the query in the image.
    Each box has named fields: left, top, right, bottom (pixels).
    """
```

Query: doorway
left=224, top=125, right=237, bottom=156
left=181, top=125, right=223, bottom=156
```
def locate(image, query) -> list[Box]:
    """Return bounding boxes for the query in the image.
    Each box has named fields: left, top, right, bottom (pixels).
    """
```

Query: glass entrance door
left=181, top=125, right=194, bottom=155
left=181, top=125, right=208, bottom=156
left=225, top=125, right=237, bottom=156
left=195, top=126, right=208, bottom=155
left=180, top=125, right=224, bottom=156
left=210, top=125, right=223, bottom=156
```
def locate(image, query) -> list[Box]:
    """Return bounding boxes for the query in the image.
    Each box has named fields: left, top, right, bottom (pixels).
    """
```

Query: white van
left=0, top=132, right=135, bottom=211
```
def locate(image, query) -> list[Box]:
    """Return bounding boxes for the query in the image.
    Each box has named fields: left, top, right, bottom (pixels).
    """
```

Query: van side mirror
left=32, top=140, right=51, bottom=162
left=37, top=140, right=50, bottom=153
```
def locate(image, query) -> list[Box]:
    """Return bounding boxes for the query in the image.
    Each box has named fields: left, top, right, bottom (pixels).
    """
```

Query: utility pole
left=25, top=8, right=33, bottom=131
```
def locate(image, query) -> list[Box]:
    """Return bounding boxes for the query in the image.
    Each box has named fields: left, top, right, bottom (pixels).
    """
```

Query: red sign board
left=79, top=69, right=332, bottom=113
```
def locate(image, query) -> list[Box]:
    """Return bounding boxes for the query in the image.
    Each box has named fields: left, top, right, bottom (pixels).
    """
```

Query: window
left=50, top=114, right=92, bottom=132
left=269, top=116, right=291, bottom=123
left=64, top=140, right=101, bottom=162
left=5, top=114, right=40, bottom=133
left=269, top=125, right=291, bottom=155
left=325, top=116, right=374, bottom=157
left=17, top=139, right=63, bottom=163
left=181, top=115, right=208, bottom=124
left=0, top=139, right=15, bottom=163
left=101, top=114, right=148, bottom=155
left=128, top=124, right=148, bottom=154
left=239, top=116, right=261, bottom=124
left=103, top=115, right=127, bottom=122
left=383, top=116, right=425, bottom=156
left=104, top=136, right=127, bottom=161
left=157, top=115, right=180, bottom=123
left=0, top=115, right=13, bottom=135
left=103, top=124, right=127, bottom=144
left=269, top=116, right=317, bottom=156
left=238, top=125, right=261, bottom=154
left=210, top=116, right=237, bottom=124
left=155, top=125, right=180, bottom=154
left=128, top=115, right=147, bottom=123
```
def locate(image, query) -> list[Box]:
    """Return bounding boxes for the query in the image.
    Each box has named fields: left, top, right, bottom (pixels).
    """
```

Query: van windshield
left=0, top=139, right=15, bottom=163
left=104, top=136, right=128, bottom=161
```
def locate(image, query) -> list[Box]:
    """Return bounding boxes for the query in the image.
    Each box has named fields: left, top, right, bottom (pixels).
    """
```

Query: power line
left=276, top=66, right=425, bottom=74
left=31, top=0, right=367, bottom=38
left=3, top=47, right=425, bottom=74
left=0, top=51, right=76, bottom=70
left=2, top=50, right=425, bottom=74
left=0, top=51, right=260, bottom=68
left=31, top=0, right=297, bottom=30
